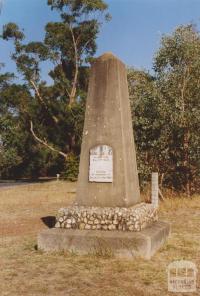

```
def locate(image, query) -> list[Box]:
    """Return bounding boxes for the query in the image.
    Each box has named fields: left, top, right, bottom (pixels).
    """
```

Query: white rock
left=71, top=218, right=76, bottom=224
left=55, top=222, right=60, bottom=228
left=85, top=224, right=91, bottom=230
left=108, top=225, right=116, bottom=230
left=128, top=225, right=135, bottom=231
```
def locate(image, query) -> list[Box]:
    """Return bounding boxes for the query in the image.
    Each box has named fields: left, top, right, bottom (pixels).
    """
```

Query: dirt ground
left=0, top=181, right=200, bottom=296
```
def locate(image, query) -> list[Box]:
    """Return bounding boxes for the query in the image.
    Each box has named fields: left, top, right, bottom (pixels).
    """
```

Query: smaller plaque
left=89, top=145, right=113, bottom=182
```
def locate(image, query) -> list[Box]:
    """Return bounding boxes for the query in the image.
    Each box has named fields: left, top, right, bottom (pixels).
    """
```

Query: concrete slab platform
left=37, top=221, right=170, bottom=259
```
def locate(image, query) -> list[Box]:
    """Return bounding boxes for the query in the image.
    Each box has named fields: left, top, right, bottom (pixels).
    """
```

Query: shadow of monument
left=41, top=216, right=56, bottom=228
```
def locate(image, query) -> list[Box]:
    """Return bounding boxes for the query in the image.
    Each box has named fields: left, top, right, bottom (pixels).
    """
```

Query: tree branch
left=30, top=120, right=68, bottom=160
left=69, top=25, right=79, bottom=105
left=80, top=37, right=94, bottom=56
left=180, top=65, right=190, bottom=121
left=30, top=79, right=59, bottom=124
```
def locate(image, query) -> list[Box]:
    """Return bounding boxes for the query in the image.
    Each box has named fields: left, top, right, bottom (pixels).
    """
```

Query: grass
left=0, top=181, right=200, bottom=295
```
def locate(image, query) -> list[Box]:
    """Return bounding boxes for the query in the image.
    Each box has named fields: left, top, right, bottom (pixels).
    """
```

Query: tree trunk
left=183, top=128, right=191, bottom=197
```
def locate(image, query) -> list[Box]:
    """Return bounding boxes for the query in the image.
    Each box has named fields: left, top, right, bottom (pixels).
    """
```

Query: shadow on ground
left=41, top=216, right=56, bottom=228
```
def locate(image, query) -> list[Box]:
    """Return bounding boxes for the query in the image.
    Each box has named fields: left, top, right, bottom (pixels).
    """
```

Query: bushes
left=61, top=153, right=79, bottom=181
left=129, top=25, right=200, bottom=194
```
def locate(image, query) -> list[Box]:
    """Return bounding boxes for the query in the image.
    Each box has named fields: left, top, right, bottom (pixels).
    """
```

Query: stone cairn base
left=55, top=202, right=157, bottom=232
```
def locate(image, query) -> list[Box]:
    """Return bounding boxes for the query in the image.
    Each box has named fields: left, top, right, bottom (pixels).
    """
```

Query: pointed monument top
left=96, top=52, right=123, bottom=64
left=98, top=52, right=117, bottom=60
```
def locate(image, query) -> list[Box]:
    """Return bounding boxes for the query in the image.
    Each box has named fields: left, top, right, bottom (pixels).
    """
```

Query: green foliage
left=2, top=22, right=25, bottom=41
left=0, top=0, right=109, bottom=180
left=0, top=146, right=22, bottom=178
left=154, top=24, right=200, bottom=194
left=47, top=0, right=109, bottom=13
left=61, top=152, right=79, bottom=181
left=128, top=69, right=160, bottom=188
left=129, top=24, right=200, bottom=194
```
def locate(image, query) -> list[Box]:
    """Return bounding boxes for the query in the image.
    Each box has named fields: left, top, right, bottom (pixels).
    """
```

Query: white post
left=151, top=172, right=159, bottom=208
left=56, top=174, right=60, bottom=181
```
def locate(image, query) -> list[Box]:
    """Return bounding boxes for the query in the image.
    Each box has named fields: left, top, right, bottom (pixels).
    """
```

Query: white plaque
left=89, top=145, right=113, bottom=182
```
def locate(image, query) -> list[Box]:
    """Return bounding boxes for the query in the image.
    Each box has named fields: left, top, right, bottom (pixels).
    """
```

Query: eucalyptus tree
left=1, top=0, right=110, bottom=178
left=128, top=25, right=200, bottom=194
left=128, top=68, right=163, bottom=188
left=154, top=24, right=200, bottom=194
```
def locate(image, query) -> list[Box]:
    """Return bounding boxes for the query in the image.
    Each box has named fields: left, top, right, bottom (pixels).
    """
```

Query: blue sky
left=1, top=0, right=200, bottom=83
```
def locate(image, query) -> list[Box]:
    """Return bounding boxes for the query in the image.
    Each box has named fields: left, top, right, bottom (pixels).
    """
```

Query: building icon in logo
left=167, top=260, right=198, bottom=293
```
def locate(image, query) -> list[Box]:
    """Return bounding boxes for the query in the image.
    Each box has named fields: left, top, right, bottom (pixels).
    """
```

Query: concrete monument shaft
left=76, top=52, right=140, bottom=207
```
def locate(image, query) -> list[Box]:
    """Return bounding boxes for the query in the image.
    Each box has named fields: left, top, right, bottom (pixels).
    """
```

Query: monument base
left=38, top=221, right=170, bottom=259
left=55, top=203, right=158, bottom=232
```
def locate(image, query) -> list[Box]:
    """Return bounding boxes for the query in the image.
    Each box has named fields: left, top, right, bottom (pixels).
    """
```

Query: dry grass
left=0, top=181, right=200, bottom=296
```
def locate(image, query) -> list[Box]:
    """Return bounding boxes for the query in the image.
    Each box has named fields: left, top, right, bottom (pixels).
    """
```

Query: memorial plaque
left=89, top=145, right=113, bottom=182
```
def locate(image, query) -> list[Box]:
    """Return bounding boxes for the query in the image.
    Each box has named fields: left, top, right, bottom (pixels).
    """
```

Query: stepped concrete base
left=37, top=221, right=170, bottom=259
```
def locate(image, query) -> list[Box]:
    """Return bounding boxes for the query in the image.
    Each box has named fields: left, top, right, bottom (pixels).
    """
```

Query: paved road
left=0, top=179, right=57, bottom=189
left=0, top=182, right=35, bottom=189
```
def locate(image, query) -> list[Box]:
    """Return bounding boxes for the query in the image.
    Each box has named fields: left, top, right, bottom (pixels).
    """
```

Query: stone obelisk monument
left=38, top=52, right=170, bottom=259
left=76, top=52, right=140, bottom=207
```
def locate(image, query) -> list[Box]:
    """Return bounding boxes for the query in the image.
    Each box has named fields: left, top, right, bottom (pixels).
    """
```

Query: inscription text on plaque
left=89, top=145, right=113, bottom=182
